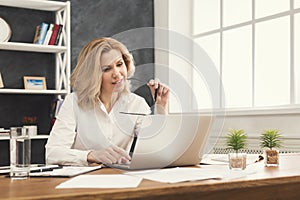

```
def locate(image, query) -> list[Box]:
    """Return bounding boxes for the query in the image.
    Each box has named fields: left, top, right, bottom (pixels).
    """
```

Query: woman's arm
left=45, top=94, right=90, bottom=166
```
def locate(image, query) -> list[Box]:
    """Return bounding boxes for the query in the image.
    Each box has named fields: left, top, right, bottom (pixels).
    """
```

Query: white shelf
left=0, top=0, right=67, bottom=11
left=0, top=42, right=67, bottom=53
left=0, top=0, right=70, bottom=164
left=0, top=0, right=71, bottom=93
left=0, top=135, right=49, bottom=140
left=0, top=88, right=68, bottom=95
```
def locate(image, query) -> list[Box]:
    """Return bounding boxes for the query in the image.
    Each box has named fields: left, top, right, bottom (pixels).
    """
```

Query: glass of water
left=10, top=127, right=31, bottom=179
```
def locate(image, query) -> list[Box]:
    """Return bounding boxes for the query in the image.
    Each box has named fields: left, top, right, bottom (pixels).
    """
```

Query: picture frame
left=23, top=76, right=47, bottom=90
left=0, top=72, right=3, bottom=88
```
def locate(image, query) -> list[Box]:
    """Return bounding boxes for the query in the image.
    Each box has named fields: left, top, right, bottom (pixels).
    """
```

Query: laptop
left=107, top=114, right=212, bottom=170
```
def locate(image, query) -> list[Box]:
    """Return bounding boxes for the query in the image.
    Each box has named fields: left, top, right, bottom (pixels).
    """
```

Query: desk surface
left=1, top=154, right=300, bottom=200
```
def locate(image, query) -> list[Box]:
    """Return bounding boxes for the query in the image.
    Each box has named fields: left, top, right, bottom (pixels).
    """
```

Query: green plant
left=260, top=129, right=282, bottom=149
left=226, top=129, right=247, bottom=153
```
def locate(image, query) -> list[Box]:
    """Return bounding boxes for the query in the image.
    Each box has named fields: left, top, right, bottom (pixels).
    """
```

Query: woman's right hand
left=87, top=144, right=131, bottom=165
left=147, top=79, right=169, bottom=114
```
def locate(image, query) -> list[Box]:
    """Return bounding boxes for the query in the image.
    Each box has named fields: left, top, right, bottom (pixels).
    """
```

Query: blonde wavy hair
left=70, top=37, right=135, bottom=110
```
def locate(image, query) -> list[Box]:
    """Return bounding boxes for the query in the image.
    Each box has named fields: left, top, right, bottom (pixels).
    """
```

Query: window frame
left=192, top=0, right=300, bottom=115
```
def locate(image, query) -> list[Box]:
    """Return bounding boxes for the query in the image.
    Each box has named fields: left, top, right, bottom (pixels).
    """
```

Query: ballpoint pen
left=30, top=165, right=62, bottom=173
left=30, top=168, right=54, bottom=173
left=129, top=134, right=137, bottom=158
left=129, top=116, right=143, bottom=158
left=154, top=84, right=160, bottom=102
left=119, top=111, right=147, bottom=116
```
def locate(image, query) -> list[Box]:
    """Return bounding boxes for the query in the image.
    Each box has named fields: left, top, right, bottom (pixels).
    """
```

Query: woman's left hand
left=147, top=79, right=169, bottom=114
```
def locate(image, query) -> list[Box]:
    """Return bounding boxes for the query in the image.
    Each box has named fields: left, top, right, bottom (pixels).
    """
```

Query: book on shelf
left=54, top=24, right=63, bottom=45
left=50, top=98, right=64, bottom=126
left=35, top=22, right=49, bottom=45
left=43, top=23, right=54, bottom=45
left=48, top=24, right=63, bottom=45
left=33, top=25, right=41, bottom=44
left=55, top=98, right=64, bottom=117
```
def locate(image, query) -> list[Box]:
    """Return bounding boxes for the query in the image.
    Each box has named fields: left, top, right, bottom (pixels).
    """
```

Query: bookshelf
left=0, top=0, right=70, bottom=165
left=0, top=0, right=71, bottom=95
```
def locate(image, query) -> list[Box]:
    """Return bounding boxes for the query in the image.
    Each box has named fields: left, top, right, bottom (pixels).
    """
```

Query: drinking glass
left=10, top=127, right=31, bottom=179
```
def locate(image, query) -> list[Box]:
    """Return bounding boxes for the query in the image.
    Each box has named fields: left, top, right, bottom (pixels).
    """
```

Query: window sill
left=197, top=105, right=300, bottom=116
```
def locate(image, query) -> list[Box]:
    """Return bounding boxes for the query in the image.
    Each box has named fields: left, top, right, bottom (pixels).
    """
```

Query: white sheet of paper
left=125, top=167, right=223, bottom=183
left=56, top=174, right=143, bottom=188
left=125, top=167, right=257, bottom=183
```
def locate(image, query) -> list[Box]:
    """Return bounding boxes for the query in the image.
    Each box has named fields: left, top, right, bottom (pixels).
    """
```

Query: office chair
left=133, top=84, right=155, bottom=114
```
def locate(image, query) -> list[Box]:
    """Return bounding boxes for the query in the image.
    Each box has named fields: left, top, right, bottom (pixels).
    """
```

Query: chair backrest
left=134, top=84, right=155, bottom=113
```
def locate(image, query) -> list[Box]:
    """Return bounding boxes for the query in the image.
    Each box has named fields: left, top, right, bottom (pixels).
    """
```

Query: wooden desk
left=1, top=154, right=300, bottom=200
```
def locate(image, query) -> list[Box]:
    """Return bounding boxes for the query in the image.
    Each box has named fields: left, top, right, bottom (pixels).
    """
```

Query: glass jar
left=264, top=149, right=279, bottom=167
left=228, top=152, right=247, bottom=170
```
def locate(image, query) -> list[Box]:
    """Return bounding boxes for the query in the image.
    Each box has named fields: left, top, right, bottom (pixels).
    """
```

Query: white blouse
left=45, top=92, right=151, bottom=166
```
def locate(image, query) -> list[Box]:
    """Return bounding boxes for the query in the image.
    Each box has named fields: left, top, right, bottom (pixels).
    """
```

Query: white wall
left=154, top=0, right=194, bottom=113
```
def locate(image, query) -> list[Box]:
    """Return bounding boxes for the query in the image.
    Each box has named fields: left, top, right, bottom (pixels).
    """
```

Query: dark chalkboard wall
left=0, top=0, right=154, bottom=134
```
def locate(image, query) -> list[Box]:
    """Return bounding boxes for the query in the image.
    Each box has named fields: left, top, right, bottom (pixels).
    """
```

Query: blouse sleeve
left=45, top=94, right=90, bottom=166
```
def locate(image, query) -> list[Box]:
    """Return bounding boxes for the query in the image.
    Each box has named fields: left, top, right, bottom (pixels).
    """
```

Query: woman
left=45, top=37, right=169, bottom=166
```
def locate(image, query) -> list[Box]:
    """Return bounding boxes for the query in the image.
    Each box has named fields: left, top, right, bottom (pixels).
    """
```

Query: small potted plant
left=21, top=116, right=38, bottom=137
left=226, top=129, right=247, bottom=170
left=260, top=129, right=282, bottom=167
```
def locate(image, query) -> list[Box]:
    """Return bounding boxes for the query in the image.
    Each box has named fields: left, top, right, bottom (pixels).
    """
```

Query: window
left=255, top=17, right=290, bottom=107
left=192, top=0, right=300, bottom=112
left=296, top=0, right=300, bottom=8
left=193, top=0, right=220, bottom=34
left=255, top=0, right=289, bottom=18
left=194, top=34, right=220, bottom=109
left=223, top=26, right=252, bottom=108
left=295, top=13, right=300, bottom=103
left=223, top=0, right=251, bottom=27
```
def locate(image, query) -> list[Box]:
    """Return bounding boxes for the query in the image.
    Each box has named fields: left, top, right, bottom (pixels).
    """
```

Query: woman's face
left=100, top=49, right=127, bottom=95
